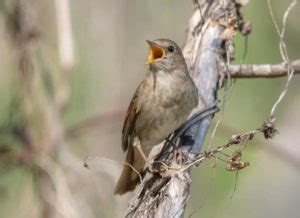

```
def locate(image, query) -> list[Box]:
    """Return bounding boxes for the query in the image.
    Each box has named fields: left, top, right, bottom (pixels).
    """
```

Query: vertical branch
left=152, top=3, right=228, bottom=217
left=55, top=0, right=74, bottom=72
left=54, top=0, right=75, bottom=111
left=182, top=18, right=223, bottom=152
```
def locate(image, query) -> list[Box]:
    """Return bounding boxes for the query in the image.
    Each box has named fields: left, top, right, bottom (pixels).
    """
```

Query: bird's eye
left=168, top=45, right=175, bottom=53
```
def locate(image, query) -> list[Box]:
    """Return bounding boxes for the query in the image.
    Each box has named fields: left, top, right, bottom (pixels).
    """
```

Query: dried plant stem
left=229, top=59, right=300, bottom=78
left=54, top=0, right=74, bottom=111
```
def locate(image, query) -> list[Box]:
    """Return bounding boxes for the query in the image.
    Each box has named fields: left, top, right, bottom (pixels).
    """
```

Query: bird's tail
left=114, top=146, right=145, bottom=195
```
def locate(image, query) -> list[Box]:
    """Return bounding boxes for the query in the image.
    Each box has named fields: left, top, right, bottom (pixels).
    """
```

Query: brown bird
left=114, top=39, right=199, bottom=195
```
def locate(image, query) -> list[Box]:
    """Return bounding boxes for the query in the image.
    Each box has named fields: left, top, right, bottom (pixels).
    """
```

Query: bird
left=114, top=39, right=199, bottom=195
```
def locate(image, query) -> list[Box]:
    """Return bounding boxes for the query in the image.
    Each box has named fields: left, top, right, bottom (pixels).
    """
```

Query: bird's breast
left=136, top=70, right=198, bottom=148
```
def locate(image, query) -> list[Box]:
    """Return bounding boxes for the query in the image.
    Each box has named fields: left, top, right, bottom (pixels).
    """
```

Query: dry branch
left=54, top=0, right=75, bottom=111
left=229, top=59, right=300, bottom=78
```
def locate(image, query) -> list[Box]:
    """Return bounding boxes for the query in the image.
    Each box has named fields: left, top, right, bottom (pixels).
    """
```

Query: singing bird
left=114, top=39, right=199, bottom=195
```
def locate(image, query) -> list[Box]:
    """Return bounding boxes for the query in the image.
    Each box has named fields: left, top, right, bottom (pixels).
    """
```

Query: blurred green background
left=0, top=0, right=299, bottom=217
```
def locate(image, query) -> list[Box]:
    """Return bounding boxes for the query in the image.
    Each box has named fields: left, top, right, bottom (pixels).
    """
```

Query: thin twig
left=180, top=128, right=261, bottom=172
left=83, top=155, right=143, bottom=184
left=123, top=162, right=144, bottom=185
left=267, top=0, right=298, bottom=117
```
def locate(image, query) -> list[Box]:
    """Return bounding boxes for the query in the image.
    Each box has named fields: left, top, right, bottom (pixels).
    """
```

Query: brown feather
left=121, top=83, right=143, bottom=151
left=114, top=146, right=145, bottom=195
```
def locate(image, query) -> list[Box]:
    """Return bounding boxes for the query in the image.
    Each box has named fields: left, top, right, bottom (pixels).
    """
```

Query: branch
left=181, top=119, right=278, bottom=173
left=229, top=59, right=300, bottom=78
left=54, top=0, right=75, bottom=111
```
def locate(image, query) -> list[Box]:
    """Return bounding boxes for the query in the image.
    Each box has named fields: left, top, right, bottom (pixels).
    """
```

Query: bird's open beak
left=146, top=40, right=165, bottom=64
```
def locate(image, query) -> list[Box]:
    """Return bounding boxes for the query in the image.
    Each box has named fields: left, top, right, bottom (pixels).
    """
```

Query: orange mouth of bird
left=147, top=44, right=165, bottom=64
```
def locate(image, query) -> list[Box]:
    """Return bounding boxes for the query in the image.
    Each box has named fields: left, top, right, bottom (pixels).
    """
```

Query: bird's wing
left=121, top=83, right=142, bottom=151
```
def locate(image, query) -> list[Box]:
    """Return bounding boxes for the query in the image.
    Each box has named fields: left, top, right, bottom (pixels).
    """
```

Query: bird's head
left=146, top=39, right=186, bottom=71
